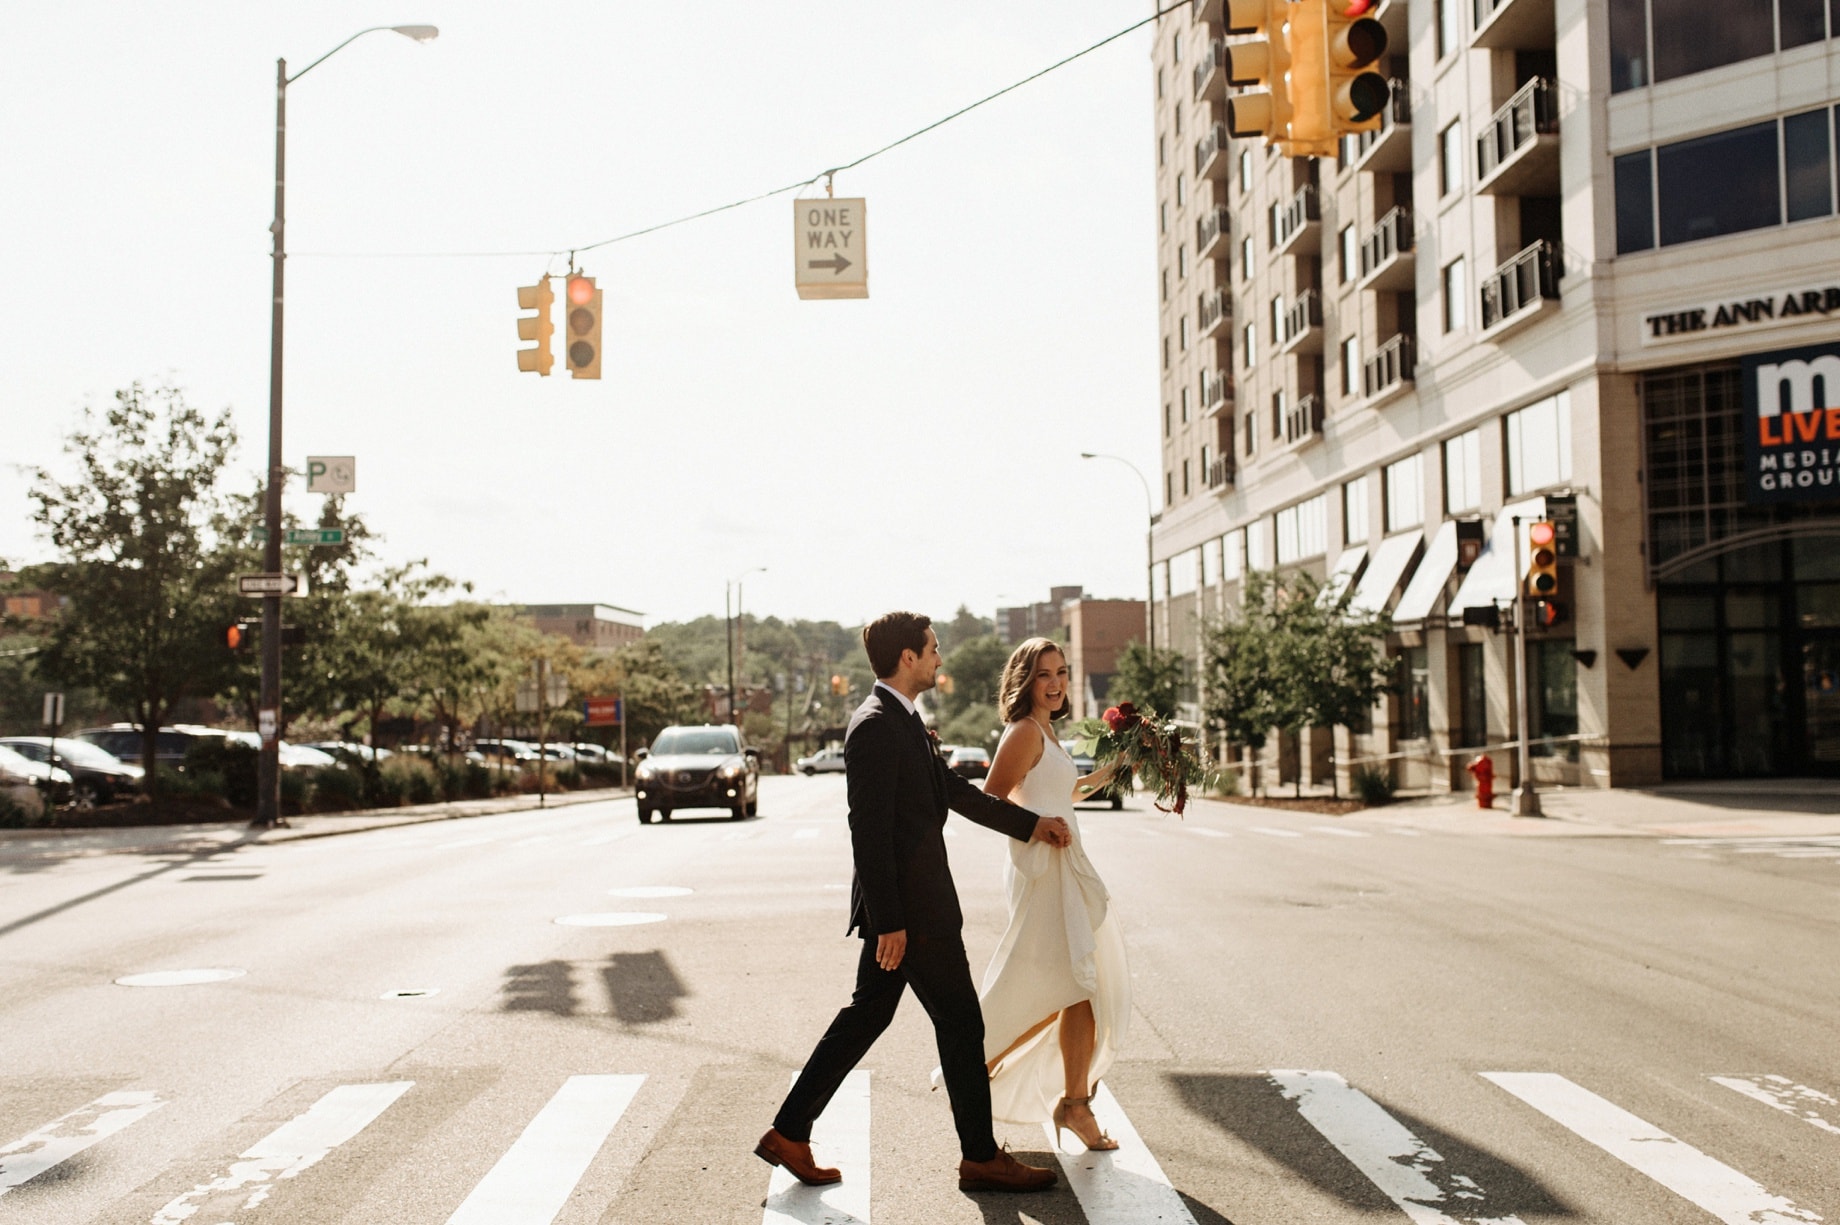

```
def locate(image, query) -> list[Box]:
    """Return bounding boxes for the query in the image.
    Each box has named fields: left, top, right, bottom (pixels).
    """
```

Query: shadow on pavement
left=1168, top=1072, right=1575, bottom=1220
left=601, top=949, right=688, bottom=1024
left=499, top=959, right=578, bottom=1015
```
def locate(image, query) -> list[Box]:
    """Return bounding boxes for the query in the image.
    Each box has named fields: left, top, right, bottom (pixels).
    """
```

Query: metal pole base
left=1511, top=785, right=1544, bottom=817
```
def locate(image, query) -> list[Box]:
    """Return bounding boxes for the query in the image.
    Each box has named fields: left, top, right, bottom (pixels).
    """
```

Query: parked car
left=0, top=737, right=142, bottom=804
left=795, top=745, right=847, bottom=775
left=75, top=724, right=221, bottom=771
left=474, top=739, right=540, bottom=765
left=946, top=746, right=990, bottom=780
left=633, top=724, right=759, bottom=823
left=301, top=742, right=394, bottom=768
left=0, top=744, right=73, bottom=790
left=397, top=744, right=488, bottom=764
left=1063, top=741, right=1124, bottom=809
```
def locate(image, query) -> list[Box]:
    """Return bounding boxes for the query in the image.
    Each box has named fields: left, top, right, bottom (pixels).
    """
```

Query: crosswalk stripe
left=1270, top=1070, right=1526, bottom=1225
left=152, top=1081, right=412, bottom=1224
left=1043, top=1082, right=1197, bottom=1225
left=1482, top=1072, right=1822, bottom=1225
left=763, top=1070, right=870, bottom=1224
left=1189, top=828, right=1231, bottom=838
left=437, top=835, right=499, bottom=850
left=794, top=828, right=821, bottom=839
left=0, top=1090, right=165, bottom=1197
left=1710, top=1075, right=1840, bottom=1136
left=1387, top=828, right=1425, bottom=836
left=514, top=835, right=555, bottom=846
left=445, top=1074, right=644, bottom=1225
left=579, top=833, right=624, bottom=847
left=1250, top=826, right=1305, bottom=838
left=1310, top=826, right=1371, bottom=837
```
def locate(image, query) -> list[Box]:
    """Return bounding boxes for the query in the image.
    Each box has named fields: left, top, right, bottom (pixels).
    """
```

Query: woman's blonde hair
left=997, top=637, right=1070, bottom=724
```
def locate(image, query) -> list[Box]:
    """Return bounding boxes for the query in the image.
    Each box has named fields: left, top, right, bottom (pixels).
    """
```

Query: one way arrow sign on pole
left=794, top=197, right=868, bottom=300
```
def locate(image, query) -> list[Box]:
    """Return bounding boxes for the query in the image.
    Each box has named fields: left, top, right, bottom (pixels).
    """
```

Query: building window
left=1398, top=646, right=1431, bottom=740
left=1443, top=257, right=1468, bottom=332
left=1158, top=135, right=1166, bottom=167
left=1339, top=224, right=1357, bottom=283
left=1785, top=107, right=1834, bottom=222
left=1178, top=244, right=1189, bottom=278
left=1270, top=295, right=1284, bottom=344
left=1161, top=268, right=1169, bottom=302
left=1505, top=390, right=1573, bottom=494
left=1244, top=322, right=1257, bottom=368
left=1439, top=122, right=1464, bottom=196
left=1172, top=31, right=1181, bottom=62
left=1271, top=389, right=1286, bottom=440
left=1344, top=474, right=1370, bottom=544
left=1241, top=234, right=1255, bottom=279
left=1223, top=530, right=1243, bottom=580
left=1611, top=0, right=1792, bottom=95
left=1174, top=105, right=1182, bottom=137
left=1164, top=403, right=1172, bottom=438
left=1166, top=471, right=1174, bottom=504
left=1341, top=334, right=1361, bottom=397
left=1177, top=172, right=1187, bottom=206
left=1276, top=494, right=1329, bottom=564
left=1243, top=411, right=1255, bottom=456
left=1435, top=0, right=1460, bottom=59
left=1268, top=201, right=1282, bottom=248
left=1163, top=335, right=1170, bottom=370
left=1181, top=386, right=1190, bottom=422
left=1385, top=453, right=1424, bottom=531
left=1183, top=459, right=1192, bottom=497
left=1156, top=68, right=1164, bottom=100
left=1615, top=151, right=1655, bottom=254
left=1160, top=201, right=1168, bottom=234
left=1531, top=639, right=1579, bottom=758
left=1444, top=427, right=1482, bottom=513
left=1201, top=443, right=1213, bottom=480
left=1180, top=315, right=1189, bottom=350
left=1246, top=519, right=1270, bottom=570
left=1238, top=148, right=1253, bottom=192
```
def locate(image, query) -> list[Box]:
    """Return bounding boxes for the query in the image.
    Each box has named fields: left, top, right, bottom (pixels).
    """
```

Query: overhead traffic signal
left=1287, top=0, right=1390, bottom=156
left=226, top=622, right=249, bottom=651
left=516, top=278, right=554, bottom=376
left=830, top=674, right=847, bottom=696
left=1525, top=520, right=1559, bottom=598
left=1222, top=0, right=1293, bottom=148
left=564, top=274, right=602, bottom=379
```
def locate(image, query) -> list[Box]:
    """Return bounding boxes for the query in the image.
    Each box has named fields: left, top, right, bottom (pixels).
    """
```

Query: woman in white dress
left=976, top=636, right=1129, bottom=1151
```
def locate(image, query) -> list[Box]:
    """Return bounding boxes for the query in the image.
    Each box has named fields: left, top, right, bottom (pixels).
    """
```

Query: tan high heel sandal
left=1052, top=1095, right=1119, bottom=1151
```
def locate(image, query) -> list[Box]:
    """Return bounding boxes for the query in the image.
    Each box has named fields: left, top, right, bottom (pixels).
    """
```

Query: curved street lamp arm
left=288, top=24, right=435, bottom=84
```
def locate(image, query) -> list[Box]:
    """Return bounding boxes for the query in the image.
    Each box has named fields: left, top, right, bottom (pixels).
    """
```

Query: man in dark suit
left=756, top=611, right=1071, bottom=1194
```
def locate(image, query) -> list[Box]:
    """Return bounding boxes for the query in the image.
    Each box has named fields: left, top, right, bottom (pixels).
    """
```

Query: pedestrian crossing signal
left=564, top=275, right=602, bottom=380
left=1532, top=599, right=1567, bottom=628
left=226, top=623, right=248, bottom=651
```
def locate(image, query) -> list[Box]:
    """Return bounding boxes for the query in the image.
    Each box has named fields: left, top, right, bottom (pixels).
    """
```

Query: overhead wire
left=295, top=2, right=1187, bottom=261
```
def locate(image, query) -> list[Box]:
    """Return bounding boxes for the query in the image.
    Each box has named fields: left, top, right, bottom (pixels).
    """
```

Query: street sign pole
left=43, top=693, right=65, bottom=809
left=536, top=659, right=548, bottom=809
left=256, top=55, right=289, bottom=832
left=619, top=694, right=628, bottom=790
left=1511, top=515, right=1542, bottom=817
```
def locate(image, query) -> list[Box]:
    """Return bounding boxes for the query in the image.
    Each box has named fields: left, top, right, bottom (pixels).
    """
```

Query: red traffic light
left=226, top=624, right=246, bottom=650
left=1529, top=521, right=1556, bottom=547
left=566, top=275, right=595, bottom=306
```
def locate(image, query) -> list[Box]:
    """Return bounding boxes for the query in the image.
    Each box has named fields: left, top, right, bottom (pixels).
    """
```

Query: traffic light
left=937, top=673, right=955, bottom=695
left=1531, top=599, right=1568, bottom=629
left=1286, top=0, right=1390, bottom=156
left=830, top=674, right=846, bottom=696
left=1222, top=0, right=1292, bottom=147
left=1525, top=520, right=1559, bottom=598
left=564, top=274, right=602, bottom=379
left=226, top=622, right=249, bottom=651
left=516, top=278, right=554, bottom=376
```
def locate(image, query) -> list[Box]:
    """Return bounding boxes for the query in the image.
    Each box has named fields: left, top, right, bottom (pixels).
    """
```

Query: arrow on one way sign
left=806, top=254, right=852, bottom=274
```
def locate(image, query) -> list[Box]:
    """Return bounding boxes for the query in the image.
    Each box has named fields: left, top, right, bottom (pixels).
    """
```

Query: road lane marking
left=1271, top=1070, right=1525, bottom=1225
left=437, top=836, right=499, bottom=850
left=1387, top=828, right=1425, bottom=837
left=152, top=1082, right=411, bottom=1224
left=1250, top=826, right=1305, bottom=838
left=1482, top=1072, right=1821, bottom=1225
left=606, top=886, right=694, bottom=899
left=116, top=968, right=245, bottom=987
left=1042, top=1082, right=1197, bottom=1224
left=1311, top=826, right=1371, bottom=837
left=445, top=1074, right=643, bottom=1225
left=515, top=835, right=555, bottom=847
left=0, top=1091, right=166, bottom=1197
left=579, top=833, right=627, bottom=847
left=555, top=912, right=667, bottom=927
left=1711, top=1075, right=1840, bottom=1136
left=794, top=828, right=822, bottom=839
left=764, top=1071, right=869, bottom=1224
left=1189, top=828, right=1231, bottom=838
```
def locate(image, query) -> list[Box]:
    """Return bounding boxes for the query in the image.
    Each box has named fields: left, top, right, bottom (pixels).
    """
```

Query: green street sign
left=252, top=528, right=345, bottom=546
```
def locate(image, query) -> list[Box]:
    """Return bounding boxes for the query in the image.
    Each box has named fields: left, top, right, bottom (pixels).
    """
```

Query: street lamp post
left=1080, top=452, right=1156, bottom=656
left=726, top=567, right=766, bottom=728
left=254, top=24, right=437, bottom=830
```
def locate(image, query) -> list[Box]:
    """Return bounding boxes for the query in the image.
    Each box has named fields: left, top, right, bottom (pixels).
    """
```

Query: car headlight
left=635, top=763, right=655, bottom=780
left=719, top=761, right=743, bottom=779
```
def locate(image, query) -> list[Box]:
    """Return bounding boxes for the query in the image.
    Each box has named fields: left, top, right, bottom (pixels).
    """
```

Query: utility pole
left=1511, top=515, right=1542, bottom=817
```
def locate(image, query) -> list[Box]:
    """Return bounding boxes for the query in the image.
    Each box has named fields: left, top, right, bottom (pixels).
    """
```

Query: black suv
left=633, top=724, right=759, bottom=823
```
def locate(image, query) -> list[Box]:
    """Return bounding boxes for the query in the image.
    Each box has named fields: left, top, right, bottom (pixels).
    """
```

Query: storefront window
left=1456, top=643, right=1486, bottom=751
left=1505, top=392, right=1573, bottom=494
left=1530, top=640, right=1578, bottom=758
left=1397, top=647, right=1430, bottom=741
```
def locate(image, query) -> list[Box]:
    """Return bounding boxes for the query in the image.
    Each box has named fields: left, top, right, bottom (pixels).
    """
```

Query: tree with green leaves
left=1109, top=639, right=1185, bottom=719
left=27, top=384, right=243, bottom=793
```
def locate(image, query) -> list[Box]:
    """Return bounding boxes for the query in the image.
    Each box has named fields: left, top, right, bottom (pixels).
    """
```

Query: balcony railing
left=1284, top=393, right=1324, bottom=445
left=1480, top=240, right=1561, bottom=333
left=1473, top=0, right=1556, bottom=50
left=1349, top=82, right=1412, bottom=172
left=1282, top=289, right=1323, bottom=351
left=1362, top=333, right=1416, bottom=399
left=1196, top=205, right=1231, bottom=259
left=1201, top=367, right=1233, bottom=414
left=1198, top=288, right=1233, bottom=338
left=1274, top=183, right=1321, bottom=253
left=1476, top=77, right=1559, bottom=188
left=1193, top=38, right=1227, bottom=101
left=1196, top=121, right=1231, bottom=179
left=1358, top=205, right=1414, bottom=283
left=1205, top=454, right=1235, bottom=490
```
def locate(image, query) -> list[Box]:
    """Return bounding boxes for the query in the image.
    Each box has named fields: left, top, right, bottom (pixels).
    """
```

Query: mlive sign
left=1743, top=342, right=1840, bottom=503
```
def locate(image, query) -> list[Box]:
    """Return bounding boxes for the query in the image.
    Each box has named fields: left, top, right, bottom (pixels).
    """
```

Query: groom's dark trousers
left=773, top=684, right=1039, bottom=1162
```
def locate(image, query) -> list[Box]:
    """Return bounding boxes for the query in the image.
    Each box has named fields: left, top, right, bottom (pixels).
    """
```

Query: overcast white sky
left=0, top=2, right=1164, bottom=629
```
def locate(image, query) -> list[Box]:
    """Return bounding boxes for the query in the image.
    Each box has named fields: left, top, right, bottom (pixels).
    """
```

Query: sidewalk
left=1350, top=779, right=1840, bottom=839
left=0, top=787, right=633, bottom=857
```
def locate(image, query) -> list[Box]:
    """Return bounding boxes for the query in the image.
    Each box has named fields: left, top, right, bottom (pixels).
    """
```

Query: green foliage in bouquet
left=1070, top=701, right=1210, bottom=815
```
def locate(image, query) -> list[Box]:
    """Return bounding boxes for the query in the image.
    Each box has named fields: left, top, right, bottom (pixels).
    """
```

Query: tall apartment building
left=1151, top=0, right=1840, bottom=788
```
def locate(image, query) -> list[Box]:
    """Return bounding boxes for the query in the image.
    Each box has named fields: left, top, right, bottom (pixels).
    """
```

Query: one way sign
left=794, top=197, right=868, bottom=300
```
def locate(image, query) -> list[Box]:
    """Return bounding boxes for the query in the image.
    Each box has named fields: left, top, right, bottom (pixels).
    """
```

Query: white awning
left=1394, top=520, right=1460, bottom=624
left=1449, top=496, right=1549, bottom=616
left=1317, top=545, right=1368, bottom=607
left=1347, top=530, right=1422, bottom=616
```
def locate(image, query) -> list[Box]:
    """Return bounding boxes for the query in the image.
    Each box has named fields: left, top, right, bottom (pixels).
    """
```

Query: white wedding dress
left=978, top=726, right=1131, bottom=1124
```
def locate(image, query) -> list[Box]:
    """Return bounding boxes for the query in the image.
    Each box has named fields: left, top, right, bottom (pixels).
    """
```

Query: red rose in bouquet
left=1076, top=702, right=1206, bottom=816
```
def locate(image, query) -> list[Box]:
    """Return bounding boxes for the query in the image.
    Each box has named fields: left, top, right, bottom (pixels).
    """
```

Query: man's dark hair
left=862, top=611, right=932, bottom=679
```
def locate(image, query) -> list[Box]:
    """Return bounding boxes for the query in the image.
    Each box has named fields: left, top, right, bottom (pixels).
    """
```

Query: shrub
left=280, top=768, right=309, bottom=813
left=0, top=786, right=44, bottom=829
left=182, top=738, right=258, bottom=807
left=309, top=765, right=364, bottom=812
left=158, top=763, right=227, bottom=803
left=1351, top=764, right=1395, bottom=807
left=379, top=756, right=438, bottom=805
left=1208, top=768, right=1242, bottom=797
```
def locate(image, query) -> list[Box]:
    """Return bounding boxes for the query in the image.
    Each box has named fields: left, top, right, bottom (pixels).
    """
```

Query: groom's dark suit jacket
left=845, top=685, right=1040, bottom=937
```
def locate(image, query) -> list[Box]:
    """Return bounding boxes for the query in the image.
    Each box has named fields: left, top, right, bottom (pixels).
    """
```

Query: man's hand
left=876, top=929, right=907, bottom=972
left=1031, top=816, right=1072, bottom=848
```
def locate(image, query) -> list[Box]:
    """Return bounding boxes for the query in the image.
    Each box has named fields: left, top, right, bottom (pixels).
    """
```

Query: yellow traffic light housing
left=1287, top=0, right=1390, bottom=156
left=1222, top=0, right=1292, bottom=146
left=1525, top=520, right=1559, bottom=598
left=564, top=274, right=602, bottom=380
left=516, top=278, right=554, bottom=376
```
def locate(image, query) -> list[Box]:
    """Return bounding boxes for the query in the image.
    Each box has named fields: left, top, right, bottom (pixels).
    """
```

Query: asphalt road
left=1, top=775, right=1835, bottom=1225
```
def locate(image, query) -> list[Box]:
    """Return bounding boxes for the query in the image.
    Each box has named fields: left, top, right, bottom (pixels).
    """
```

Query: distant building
left=521, top=603, right=645, bottom=651
left=995, top=586, right=1148, bottom=721
left=0, top=573, right=61, bottom=620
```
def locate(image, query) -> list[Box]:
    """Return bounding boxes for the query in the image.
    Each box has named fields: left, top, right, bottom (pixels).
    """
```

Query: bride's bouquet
left=1070, top=702, right=1210, bottom=816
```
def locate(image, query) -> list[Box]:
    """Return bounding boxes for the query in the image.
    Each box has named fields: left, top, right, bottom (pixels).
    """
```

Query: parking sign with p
left=306, top=456, right=356, bottom=494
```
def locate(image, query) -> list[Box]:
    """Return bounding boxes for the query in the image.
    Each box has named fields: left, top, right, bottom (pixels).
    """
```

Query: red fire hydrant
left=1466, top=754, right=1495, bottom=809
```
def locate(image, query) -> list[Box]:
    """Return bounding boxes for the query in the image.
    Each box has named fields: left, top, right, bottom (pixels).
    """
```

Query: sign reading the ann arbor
left=1743, top=341, right=1840, bottom=503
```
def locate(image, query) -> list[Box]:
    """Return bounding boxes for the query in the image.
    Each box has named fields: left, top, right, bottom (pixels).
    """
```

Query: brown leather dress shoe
left=755, top=1127, right=842, bottom=1186
left=957, top=1148, right=1058, bottom=1192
